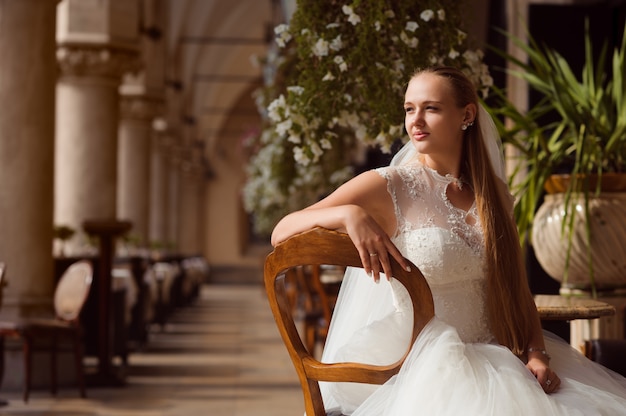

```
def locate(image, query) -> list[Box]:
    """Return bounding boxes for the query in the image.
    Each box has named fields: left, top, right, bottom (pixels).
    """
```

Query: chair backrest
left=54, top=260, right=94, bottom=322
left=264, top=227, right=434, bottom=416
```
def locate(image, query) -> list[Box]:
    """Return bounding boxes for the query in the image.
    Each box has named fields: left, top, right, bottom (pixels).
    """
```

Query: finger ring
left=369, top=253, right=378, bottom=257
left=546, top=379, right=552, bottom=386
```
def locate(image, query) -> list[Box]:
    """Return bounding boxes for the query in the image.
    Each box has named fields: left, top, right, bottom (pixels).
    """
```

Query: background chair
left=286, top=264, right=342, bottom=357
left=584, top=338, right=626, bottom=377
left=0, top=260, right=93, bottom=402
left=264, top=227, right=434, bottom=416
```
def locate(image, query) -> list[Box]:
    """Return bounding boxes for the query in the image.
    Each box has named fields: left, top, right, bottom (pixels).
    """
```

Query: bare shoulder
left=309, top=169, right=390, bottom=211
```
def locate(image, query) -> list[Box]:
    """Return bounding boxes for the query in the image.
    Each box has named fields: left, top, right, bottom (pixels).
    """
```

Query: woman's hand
left=343, top=205, right=411, bottom=283
left=526, top=355, right=561, bottom=394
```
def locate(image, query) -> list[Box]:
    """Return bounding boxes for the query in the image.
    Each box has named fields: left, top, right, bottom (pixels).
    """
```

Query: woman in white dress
left=271, top=66, right=626, bottom=415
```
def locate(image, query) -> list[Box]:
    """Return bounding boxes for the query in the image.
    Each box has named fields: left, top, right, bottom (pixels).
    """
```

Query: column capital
left=57, top=45, right=141, bottom=80
left=120, top=95, right=164, bottom=122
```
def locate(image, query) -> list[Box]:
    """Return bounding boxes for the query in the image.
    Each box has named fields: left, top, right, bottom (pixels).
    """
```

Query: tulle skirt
left=323, top=316, right=626, bottom=415
left=319, top=271, right=626, bottom=415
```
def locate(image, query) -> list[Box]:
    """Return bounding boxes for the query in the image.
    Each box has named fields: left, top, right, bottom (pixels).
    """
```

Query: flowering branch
left=243, top=0, right=492, bottom=235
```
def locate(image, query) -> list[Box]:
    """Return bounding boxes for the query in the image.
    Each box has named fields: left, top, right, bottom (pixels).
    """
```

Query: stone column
left=54, top=0, right=140, bottom=253
left=55, top=47, right=139, bottom=252
left=117, top=91, right=163, bottom=246
left=177, top=142, right=206, bottom=255
left=177, top=164, right=200, bottom=255
left=167, top=146, right=181, bottom=251
left=0, top=0, right=59, bottom=319
left=148, top=126, right=171, bottom=249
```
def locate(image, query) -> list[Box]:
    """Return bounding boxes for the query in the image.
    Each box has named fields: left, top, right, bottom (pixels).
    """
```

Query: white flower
left=312, top=38, right=329, bottom=57
left=437, top=9, right=446, bottom=20
left=267, top=95, right=286, bottom=122
left=348, top=13, right=361, bottom=25
left=276, top=119, right=292, bottom=136
left=274, top=23, right=289, bottom=35
left=374, top=21, right=381, bottom=31
left=322, top=72, right=336, bottom=81
left=288, top=134, right=301, bottom=144
left=287, top=85, right=304, bottom=95
left=274, top=24, right=292, bottom=48
left=320, top=138, right=332, bottom=149
left=342, top=5, right=361, bottom=25
left=400, top=31, right=419, bottom=48
left=330, top=35, right=343, bottom=51
left=310, top=142, right=324, bottom=160
left=481, top=72, right=493, bottom=88
left=389, top=124, right=403, bottom=137
left=448, top=48, right=460, bottom=59
left=326, top=23, right=340, bottom=29
left=334, top=55, right=348, bottom=72
left=420, top=9, right=434, bottom=21
left=293, top=147, right=310, bottom=166
left=457, top=29, right=467, bottom=43
left=405, top=21, right=419, bottom=32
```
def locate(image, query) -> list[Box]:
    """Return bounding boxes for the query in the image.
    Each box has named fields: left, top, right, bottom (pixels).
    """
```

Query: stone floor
left=0, top=284, right=304, bottom=416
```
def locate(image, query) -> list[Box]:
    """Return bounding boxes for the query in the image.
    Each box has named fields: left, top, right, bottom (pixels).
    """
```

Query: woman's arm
left=524, top=296, right=561, bottom=393
left=271, top=170, right=411, bottom=281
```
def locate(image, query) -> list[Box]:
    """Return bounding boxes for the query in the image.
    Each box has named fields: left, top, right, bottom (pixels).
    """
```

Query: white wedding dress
left=318, top=163, right=626, bottom=415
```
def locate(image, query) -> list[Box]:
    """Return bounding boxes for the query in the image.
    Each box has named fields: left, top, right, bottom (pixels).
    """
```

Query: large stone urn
left=531, top=173, right=626, bottom=291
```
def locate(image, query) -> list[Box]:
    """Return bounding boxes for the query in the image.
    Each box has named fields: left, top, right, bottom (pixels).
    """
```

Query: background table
left=535, top=295, right=616, bottom=320
left=535, top=295, right=617, bottom=352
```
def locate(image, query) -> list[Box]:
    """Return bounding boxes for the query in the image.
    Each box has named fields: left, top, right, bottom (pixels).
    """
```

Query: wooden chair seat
left=264, top=227, right=434, bottom=416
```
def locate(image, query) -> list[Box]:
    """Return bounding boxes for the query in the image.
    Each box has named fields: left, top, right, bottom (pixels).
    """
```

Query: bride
left=271, top=66, right=626, bottom=415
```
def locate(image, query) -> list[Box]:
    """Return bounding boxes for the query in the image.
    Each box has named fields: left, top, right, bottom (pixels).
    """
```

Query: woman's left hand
left=527, top=357, right=561, bottom=394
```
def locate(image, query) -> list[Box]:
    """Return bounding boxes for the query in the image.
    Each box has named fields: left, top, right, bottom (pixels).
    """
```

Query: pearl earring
left=461, top=124, right=468, bottom=131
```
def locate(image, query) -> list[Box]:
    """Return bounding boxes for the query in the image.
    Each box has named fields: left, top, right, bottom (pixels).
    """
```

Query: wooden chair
left=0, top=260, right=93, bottom=402
left=264, top=227, right=434, bottom=416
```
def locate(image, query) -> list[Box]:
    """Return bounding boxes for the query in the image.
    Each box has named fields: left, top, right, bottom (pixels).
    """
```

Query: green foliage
left=243, top=0, right=493, bottom=236
left=486, top=21, right=626, bottom=242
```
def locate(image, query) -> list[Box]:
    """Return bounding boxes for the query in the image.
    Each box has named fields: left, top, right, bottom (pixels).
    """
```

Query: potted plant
left=486, top=21, right=626, bottom=294
left=53, top=224, right=76, bottom=257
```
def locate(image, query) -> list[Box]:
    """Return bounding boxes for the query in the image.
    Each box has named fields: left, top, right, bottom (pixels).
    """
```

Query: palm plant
left=485, top=21, right=626, bottom=290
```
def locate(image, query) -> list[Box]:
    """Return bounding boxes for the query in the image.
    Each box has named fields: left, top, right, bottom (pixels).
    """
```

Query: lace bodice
left=376, top=164, right=493, bottom=343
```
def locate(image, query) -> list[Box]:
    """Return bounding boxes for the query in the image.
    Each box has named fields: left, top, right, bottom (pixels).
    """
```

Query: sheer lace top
left=376, top=163, right=494, bottom=344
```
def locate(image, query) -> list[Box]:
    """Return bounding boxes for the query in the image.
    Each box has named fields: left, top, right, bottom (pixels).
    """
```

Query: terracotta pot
left=531, top=173, right=626, bottom=290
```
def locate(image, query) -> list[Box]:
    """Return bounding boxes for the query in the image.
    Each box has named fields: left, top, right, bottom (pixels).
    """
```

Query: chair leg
left=73, top=333, right=86, bottom=398
left=22, top=337, right=31, bottom=403
left=50, top=335, right=57, bottom=396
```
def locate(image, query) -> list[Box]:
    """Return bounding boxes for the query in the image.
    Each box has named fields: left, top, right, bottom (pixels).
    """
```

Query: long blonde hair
left=414, top=66, right=534, bottom=356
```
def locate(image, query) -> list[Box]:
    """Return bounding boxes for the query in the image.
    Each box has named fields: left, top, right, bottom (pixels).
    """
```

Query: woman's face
left=403, top=72, right=467, bottom=167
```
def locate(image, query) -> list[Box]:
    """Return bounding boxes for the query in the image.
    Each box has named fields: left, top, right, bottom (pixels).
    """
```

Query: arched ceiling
left=162, top=0, right=284, bottom=161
